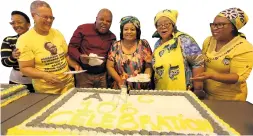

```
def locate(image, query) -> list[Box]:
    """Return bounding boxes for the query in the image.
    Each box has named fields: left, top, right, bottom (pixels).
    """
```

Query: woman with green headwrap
left=192, top=8, right=253, bottom=101
left=152, top=9, right=205, bottom=98
left=107, top=16, right=152, bottom=89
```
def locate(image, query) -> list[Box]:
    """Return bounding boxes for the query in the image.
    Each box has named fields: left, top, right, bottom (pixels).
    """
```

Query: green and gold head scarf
left=218, top=7, right=248, bottom=30
left=120, top=16, right=140, bottom=29
left=152, top=9, right=178, bottom=38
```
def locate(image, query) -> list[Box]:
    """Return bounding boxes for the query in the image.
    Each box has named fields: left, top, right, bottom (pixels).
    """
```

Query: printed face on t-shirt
left=44, top=42, right=57, bottom=55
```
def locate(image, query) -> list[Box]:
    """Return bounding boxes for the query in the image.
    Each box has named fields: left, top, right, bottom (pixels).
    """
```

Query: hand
left=143, top=72, right=151, bottom=78
left=131, top=72, right=138, bottom=77
left=117, top=79, right=125, bottom=88
left=12, top=49, right=20, bottom=59
left=42, top=72, right=62, bottom=85
left=80, top=54, right=89, bottom=64
left=143, top=49, right=152, bottom=62
left=190, top=72, right=213, bottom=81
left=74, top=64, right=83, bottom=71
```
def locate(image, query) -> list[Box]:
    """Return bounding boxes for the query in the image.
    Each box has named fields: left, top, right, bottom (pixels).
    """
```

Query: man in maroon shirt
left=68, top=9, right=116, bottom=88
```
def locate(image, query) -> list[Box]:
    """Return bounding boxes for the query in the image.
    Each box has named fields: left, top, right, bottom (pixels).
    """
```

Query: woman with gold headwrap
left=107, top=16, right=152, bottom=89
left=152, top=9, right=205, bottom=97
left=191, top=8, right=253, bottom=101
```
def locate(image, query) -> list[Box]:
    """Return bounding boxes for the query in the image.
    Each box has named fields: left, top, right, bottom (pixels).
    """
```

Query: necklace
left=121, top=40, right=138, bottom=55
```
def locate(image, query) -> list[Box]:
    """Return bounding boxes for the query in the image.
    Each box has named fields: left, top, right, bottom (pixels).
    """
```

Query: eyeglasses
left=9, top=21, right=24, bottom=25
left=157, top=22, right=173, bottom=29
left=210, top=23, right=231, bottom=29
left=35, top=13, right=55, bottom=21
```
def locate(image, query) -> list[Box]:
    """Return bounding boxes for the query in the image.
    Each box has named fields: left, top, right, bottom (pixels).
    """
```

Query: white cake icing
left=7, top=88, right=239, bottom=135
left=42, top=92, right=211, bottom=134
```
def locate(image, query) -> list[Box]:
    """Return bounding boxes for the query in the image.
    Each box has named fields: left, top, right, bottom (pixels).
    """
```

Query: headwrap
left=154, top=9, right=178, bottom=25
left=218, top=7, right=248, bottom=30
left=120, top=16, right=140, bottom=29
left=152, top=9, right=178, bottom=38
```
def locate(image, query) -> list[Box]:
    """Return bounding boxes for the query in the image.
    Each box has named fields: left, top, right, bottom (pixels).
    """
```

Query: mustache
left=14, top=26, right=23, bottom=29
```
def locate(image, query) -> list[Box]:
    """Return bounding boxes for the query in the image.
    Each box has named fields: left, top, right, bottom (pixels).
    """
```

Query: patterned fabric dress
left=108, top=39, right=152, bottom=89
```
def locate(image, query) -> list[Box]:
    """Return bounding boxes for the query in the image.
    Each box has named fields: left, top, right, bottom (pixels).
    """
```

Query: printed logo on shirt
left=159, top=50, right=165, bottom=57
left=168, top=64, right=180, bottom=80
left=154, top=65, right=164, bottom=84
left=41, top=52, right=67, bottom=72
left=155, top=66, right=164, bottom=77
left=164, top=39, right=178, bottom=53
left=223, top=58, right=231, bottom=65
left=44, top=42, right=58, bottom=55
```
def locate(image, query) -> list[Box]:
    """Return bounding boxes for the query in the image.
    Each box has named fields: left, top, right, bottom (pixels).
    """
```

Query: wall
left=0, top=0, right=252, bottom=103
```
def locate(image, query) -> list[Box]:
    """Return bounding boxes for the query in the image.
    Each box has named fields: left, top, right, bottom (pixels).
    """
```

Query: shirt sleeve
left=17, top=36, right=34, bottom=61
left=230, top=51, right=253, bottom=83
left=1, top=37, right=18, bottom=67
left=68, top=26, right=83, bottom=62
left=141, top=39, right=152, bottom=63
left=154, top=39, right=161, bottom=51
left=107, top=41, right=118, bottom=62
left=202, top=36, right=212, bottom=54
left=180, top=35, right=204, bottom=68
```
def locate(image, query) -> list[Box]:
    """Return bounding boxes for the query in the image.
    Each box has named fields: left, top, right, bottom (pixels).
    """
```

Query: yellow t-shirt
left=202, top=36, right=253, bottom=101
left=17, top=28, right=74, bottom=94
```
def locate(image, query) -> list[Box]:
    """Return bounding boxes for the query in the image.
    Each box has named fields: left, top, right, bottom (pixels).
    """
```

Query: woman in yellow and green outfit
left=152, top=9, right=205, bottom=97
left=192, top=8, right=253, bottom=101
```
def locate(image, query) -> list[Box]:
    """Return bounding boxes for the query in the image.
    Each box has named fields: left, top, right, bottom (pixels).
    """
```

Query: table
left=1, top=93, right=58, bottom=135
left=203, top=100, right=253, bottom=134
left=1, top=94, right=253, bottom=135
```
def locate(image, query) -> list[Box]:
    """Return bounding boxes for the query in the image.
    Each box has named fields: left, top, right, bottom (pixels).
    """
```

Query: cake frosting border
left=129, top=90, right=239, bottom=135
left=7, top=88, right=239, bottom=135
left=1, top=85, right=27, bottom=99
left=1, top=90, right=29, bottom=107
left=1, top=84, right=27, bottom=97
left=1, top=84, right=30, bottom=107
left=185, top=91, right=239, bottom=135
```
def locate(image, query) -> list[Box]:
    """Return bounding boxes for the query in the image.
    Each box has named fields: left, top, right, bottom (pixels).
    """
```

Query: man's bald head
left=97, top=8, right=112, bottom=19
left=95, top=8, right=113, bottom=34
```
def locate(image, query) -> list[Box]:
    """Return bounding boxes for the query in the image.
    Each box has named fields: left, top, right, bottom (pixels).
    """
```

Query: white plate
left=127, top=77, right=150, bottom=83
left=83, top=56, right=105, bottom=59
left=190, top=76, right=205, bottom=80
left=64, top=70, right=87, bottom=74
